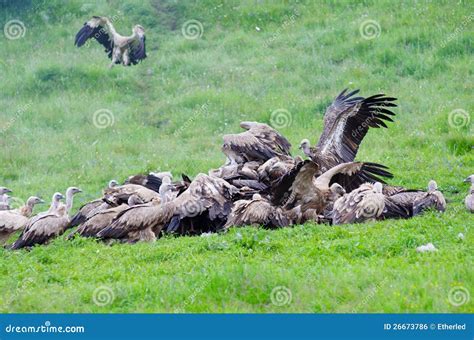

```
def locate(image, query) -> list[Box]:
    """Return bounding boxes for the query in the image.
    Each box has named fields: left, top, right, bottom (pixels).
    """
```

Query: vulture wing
left=130, top=32, right=147, bottom=65
left=74, top=16, right=114, bottom=59
left=315, top=89, right=397, bottom=168
left=11, top=214, right=67, bottom=249
left=245, top=122, right=292, bottom=156
left=223, top=132, right=278, bottom=162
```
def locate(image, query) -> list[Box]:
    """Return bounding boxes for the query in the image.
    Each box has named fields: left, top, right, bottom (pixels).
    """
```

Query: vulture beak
left=298, top=145, right=302, bottom=150
left=5, top=188, right=12, bottom=194
left=39, top=199, right=45, bottom=204
left=464, top=177, right=471, bottom=183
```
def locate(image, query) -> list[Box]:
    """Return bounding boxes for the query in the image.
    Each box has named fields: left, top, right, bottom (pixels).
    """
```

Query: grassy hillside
left=0, top=0, right=472, bottom=312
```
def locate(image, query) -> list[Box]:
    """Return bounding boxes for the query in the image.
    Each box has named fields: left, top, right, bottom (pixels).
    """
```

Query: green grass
left=0, top=0, right=472, bottom=313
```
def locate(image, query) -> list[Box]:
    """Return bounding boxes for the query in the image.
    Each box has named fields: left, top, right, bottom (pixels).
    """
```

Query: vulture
left=97, top=200, right=172, bottom=243
left=11, top=188, right=81, bottom=250
left=0, top=196, right=44, bottom=244
left=271, top=160, right=392, bottom=212
left=222, top=122, right=292, bottom=165
left=300, top=89, right=397, bottom=172
left=75, top=16, right=146, bottom=68
left=69, top=179, right=117, bottom=228
left=465, top=175, right=474, bottom=213
left=0, top=187, right=12, bottom=211
left=412, top=180, right=446, bottom=215
left=165, top=174, right=239, bottom=235
left=224, top=194, right=290, bottom=229
left=67, top=195, right=142, bottom=240
left=331, top=182, right=385, bottom=225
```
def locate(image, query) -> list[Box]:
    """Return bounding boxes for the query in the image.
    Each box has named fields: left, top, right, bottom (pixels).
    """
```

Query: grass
left=0, top=0, right=472, bottom=313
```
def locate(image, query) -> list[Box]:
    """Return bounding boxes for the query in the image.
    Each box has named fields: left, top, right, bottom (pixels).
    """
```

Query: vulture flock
left=0, top=17, right=469, bottom=250
left=1, top=88, right=471, bottom=250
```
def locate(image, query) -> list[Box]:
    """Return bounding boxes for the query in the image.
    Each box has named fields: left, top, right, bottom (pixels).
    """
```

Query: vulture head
left=133, top=24, right=145, bottom=35
left=298, top=139, right=313, bottom=157
left=52, top=192, right=65, bottom=202
left=66, top=187, right=83, bottom=196
left=329, top=183, right=346, bottom=197
left=240, top=121, right=257, bottom=130
left=464, top=175, right=474, bottom=184
left=427, top=180, right=438, bottom=193
left=26, top=196, right=45, bottom=207
left=0, top=187, right=12, bottom=195
left=108, top=180, right=119, bottom=188
left=252, top=193, right=262, bottom=200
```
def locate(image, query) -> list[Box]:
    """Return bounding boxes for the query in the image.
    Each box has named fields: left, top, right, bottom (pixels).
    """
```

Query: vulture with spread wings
left=300, top=89, right=397, bottom=171
left=75, top=16, right=147, bottom=68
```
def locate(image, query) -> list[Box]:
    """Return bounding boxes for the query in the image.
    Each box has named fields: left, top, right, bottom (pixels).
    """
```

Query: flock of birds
left=1, top=87, right=472, bottom=250
left=0, top=17, right=472, bottom=250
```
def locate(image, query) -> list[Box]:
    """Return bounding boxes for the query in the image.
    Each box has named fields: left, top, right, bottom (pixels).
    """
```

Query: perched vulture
left=97, top=200, right=172, bottom=243
left=166, top=174, right=239, bottom=235
left=224, top=194, right=290, bottom=229
left=222, top=122, right=291, bottom=164
left=465, top=175, right=474, bottom=213
left=75, top=16, right=146, bottom=68
left=69, top=180, right=117, bottom=228
left=300, top=89, right=397, bottom=172
left=11, top=188, right=81, bottom=250
left=0, top=196, right=44, bottom=244
left=412, top=180, right=446, bottom=215
left=332, top=182, right=385, bottom=225
left=67, top=195, right=142, bottom=240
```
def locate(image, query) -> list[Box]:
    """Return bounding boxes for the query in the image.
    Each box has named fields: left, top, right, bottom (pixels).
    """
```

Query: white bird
left=75, top=16, right=147, bottom=68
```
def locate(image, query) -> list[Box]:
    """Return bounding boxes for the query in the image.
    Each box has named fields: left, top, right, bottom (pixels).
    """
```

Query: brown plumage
left=412, top=180, right=446, bottom=215
left=332, top=182, right=385, bottom=225
left=69, top=180, right=117, bottom=228
left=0, top=196, right=44, bottom=244
left=103, top=183, right=160, bottom=206
left=11, top=188, right=81, bottom=250
left=97, top=200, right=173, bottom=243
left=222, top=122, right=291, bottom=165
left=75, top=16, right=146, bottom=68
left=465, top=175, right=474, bottom=213
left=224, top=194, right=289, bottom=229
left=301, top=89, right=397, bottom=172
left=272, top=160, right=392, bottom=214
left=166, top=174, right=239, bottom=235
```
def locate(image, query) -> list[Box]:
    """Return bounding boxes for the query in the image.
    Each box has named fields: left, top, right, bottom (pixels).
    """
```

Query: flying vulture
left=0, top=196, right=44, bottom=244
left=222, top=122, right=292, bottom=165
left=300, top=89, right=397, bottom=172
left=332, top=182, right=385, bottom=225
left=465, top=175, right=474, bottom=213
left=75, top=16, right=146, bottom=68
